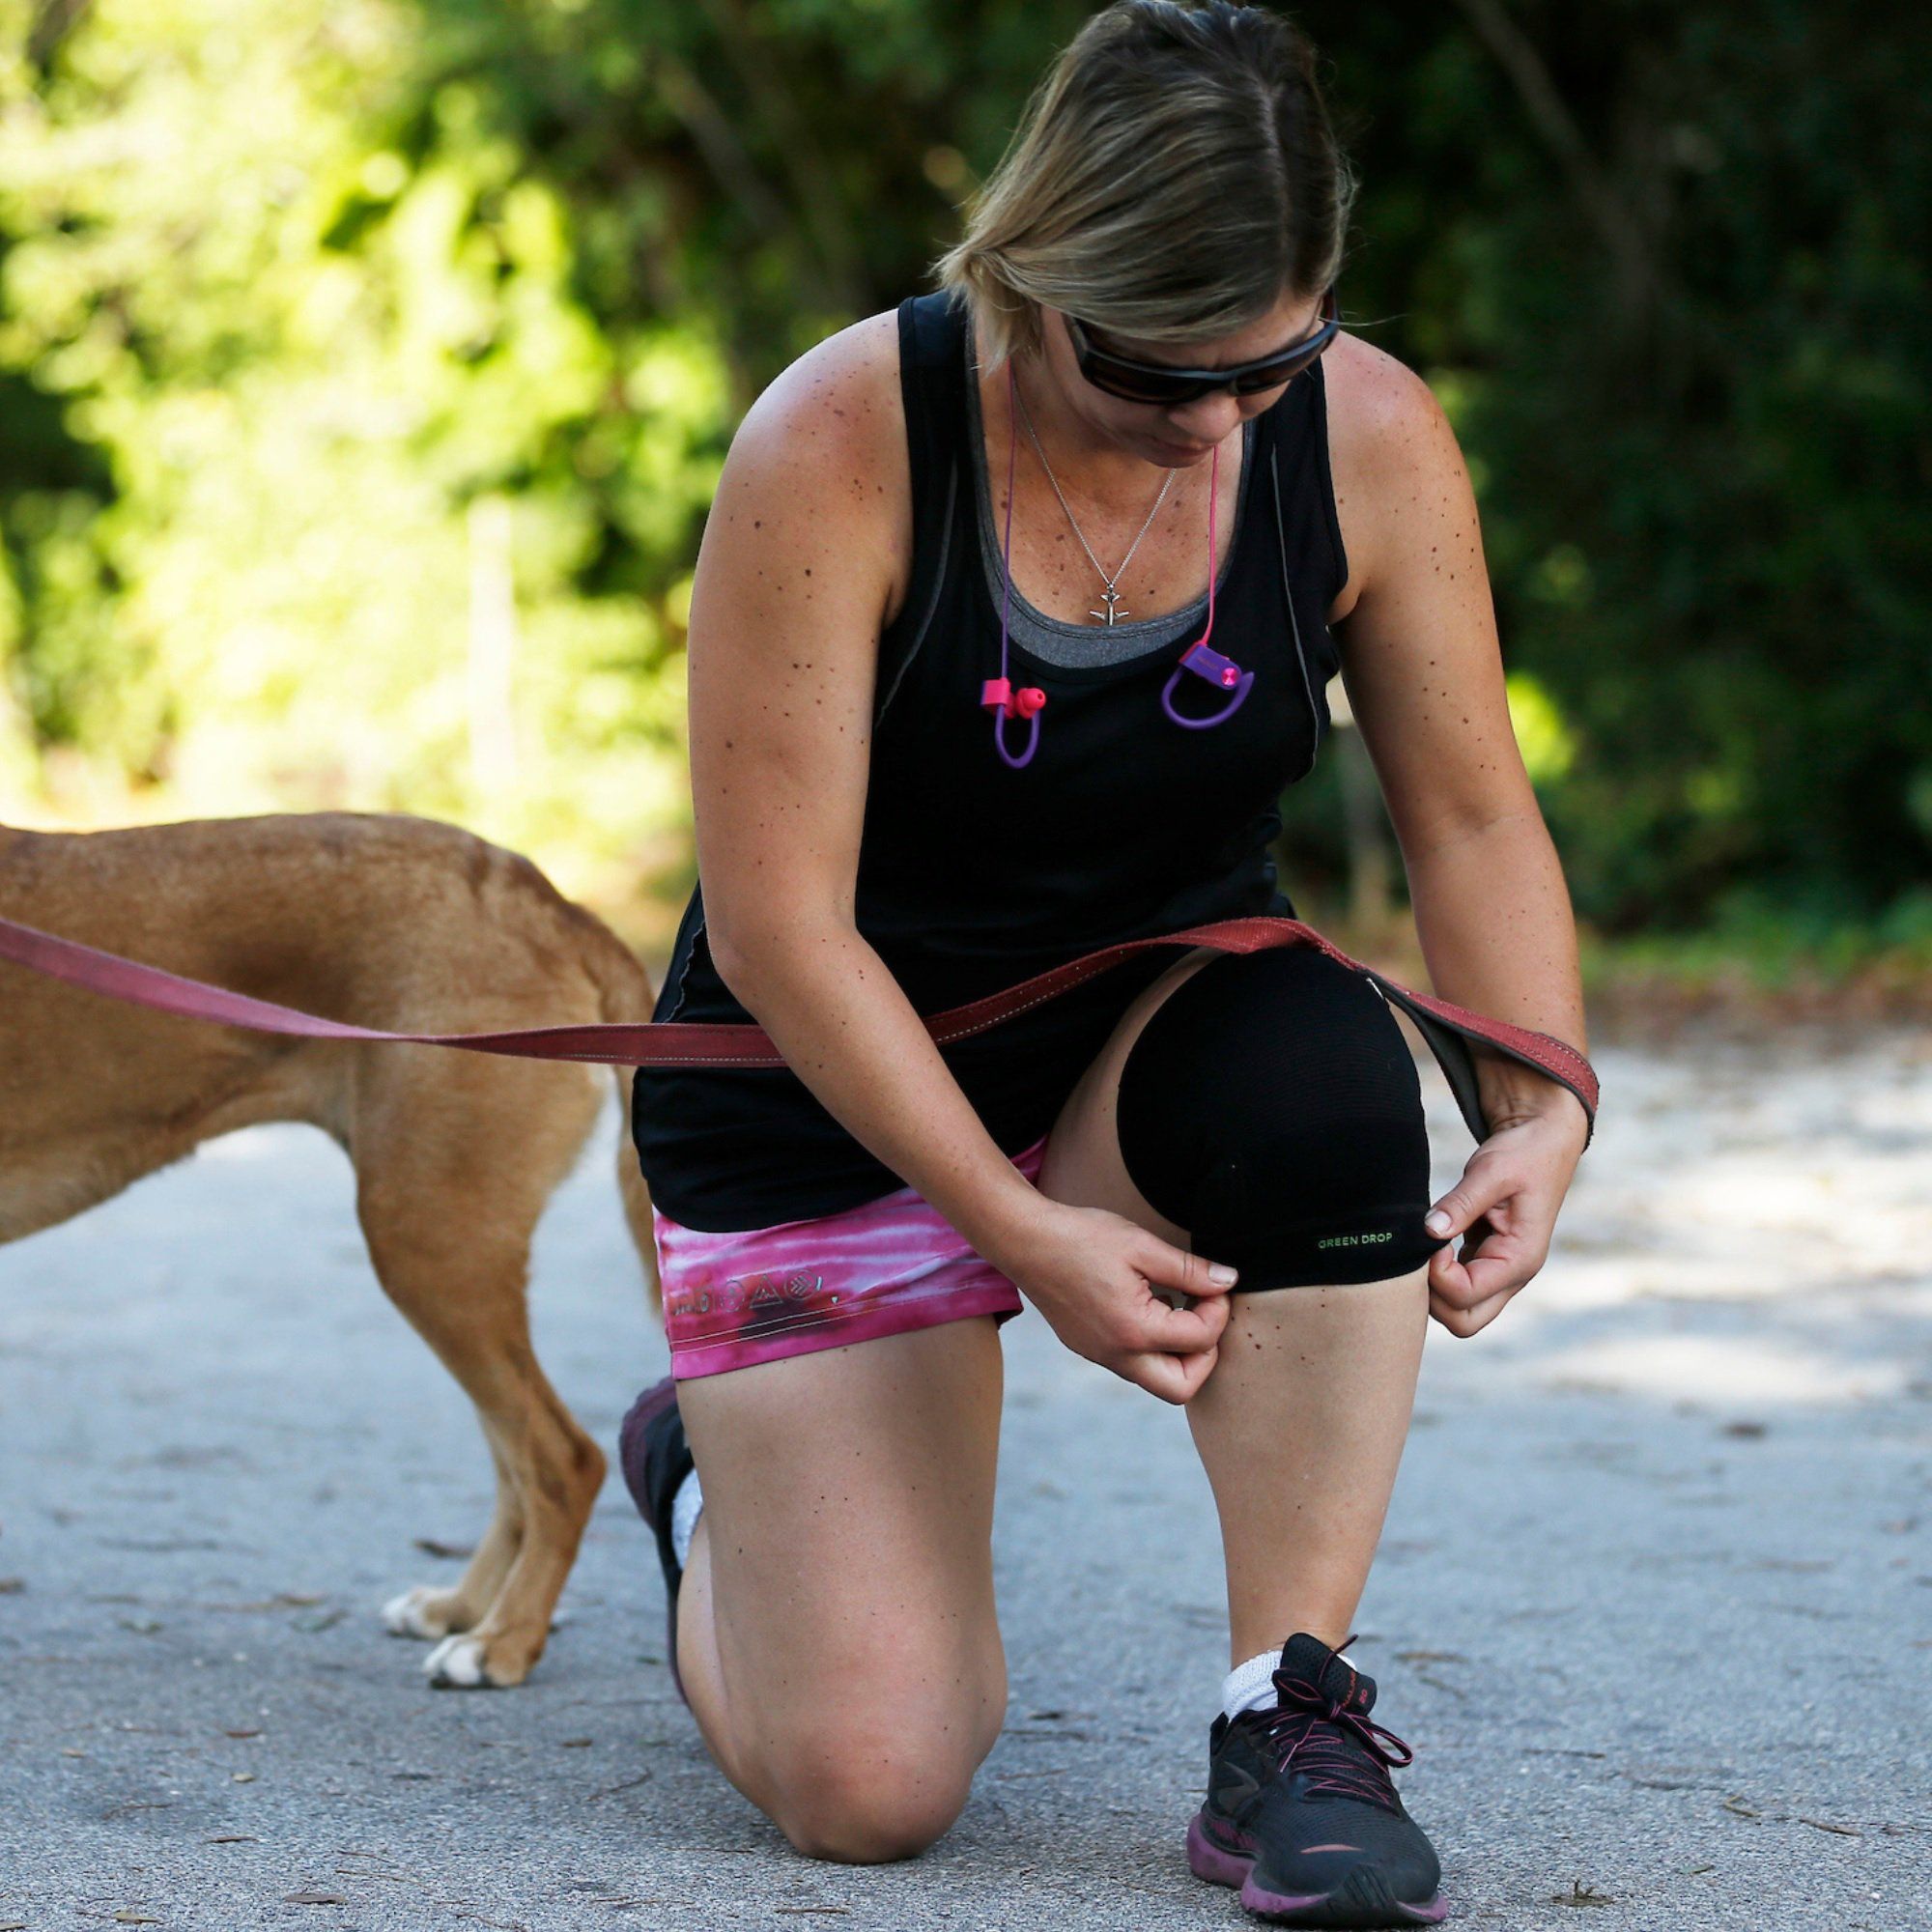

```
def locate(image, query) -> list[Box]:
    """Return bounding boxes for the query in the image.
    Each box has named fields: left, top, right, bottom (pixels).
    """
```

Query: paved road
left=3, top=1025, right=1928, bottom=1930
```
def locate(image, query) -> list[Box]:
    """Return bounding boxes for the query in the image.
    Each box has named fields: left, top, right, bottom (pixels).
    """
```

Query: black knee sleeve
left=1116, top=946, right=1450, bottom=1291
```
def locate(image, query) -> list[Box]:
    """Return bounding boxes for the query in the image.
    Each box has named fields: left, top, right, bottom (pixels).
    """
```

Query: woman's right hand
left=981, top=1198, right=1237, bottom=1405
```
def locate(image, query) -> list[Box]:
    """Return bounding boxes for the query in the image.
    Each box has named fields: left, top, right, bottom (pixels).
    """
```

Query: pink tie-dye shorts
left=652, top=1132, right=1050, bottom=1380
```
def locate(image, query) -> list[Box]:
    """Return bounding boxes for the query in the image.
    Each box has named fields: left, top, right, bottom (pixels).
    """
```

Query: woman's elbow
left=706, top=905, right=855, bottom=1005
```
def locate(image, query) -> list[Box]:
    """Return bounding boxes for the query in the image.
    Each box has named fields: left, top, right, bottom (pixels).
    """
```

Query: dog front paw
left=383, top=1584, right=465, bottom=1640
left=424, top=1631, right=525, bottom=1690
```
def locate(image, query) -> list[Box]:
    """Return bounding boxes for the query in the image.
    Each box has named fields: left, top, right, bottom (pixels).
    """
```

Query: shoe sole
left=1187, top=1812, right=1448, bottom=1927
left=616, top=1376, right=688, bottom=1709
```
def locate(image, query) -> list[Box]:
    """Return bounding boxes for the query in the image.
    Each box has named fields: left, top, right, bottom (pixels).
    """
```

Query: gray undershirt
left=961, top=334, right=1257, bottom=668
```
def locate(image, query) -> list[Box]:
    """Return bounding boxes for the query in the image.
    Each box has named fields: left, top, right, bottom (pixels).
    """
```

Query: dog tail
left=565, top=907, right=663, bottom=1318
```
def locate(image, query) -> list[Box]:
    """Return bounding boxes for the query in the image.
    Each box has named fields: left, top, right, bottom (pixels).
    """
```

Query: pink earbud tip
left=1018, top=687, right=1047, bottom=716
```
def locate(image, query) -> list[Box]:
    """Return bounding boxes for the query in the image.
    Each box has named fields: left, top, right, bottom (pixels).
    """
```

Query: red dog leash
left=0, top=910, right=1598, bottom=1150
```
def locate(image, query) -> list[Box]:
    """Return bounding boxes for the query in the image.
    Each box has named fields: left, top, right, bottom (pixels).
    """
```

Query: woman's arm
left=681, top=314, right=1233, bottom=1400
left=1324, top=337, right=1591, bottom=1337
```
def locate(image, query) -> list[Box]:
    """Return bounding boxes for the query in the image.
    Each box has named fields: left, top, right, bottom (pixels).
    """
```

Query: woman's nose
left=1166, top=393, right=1243, bottom=443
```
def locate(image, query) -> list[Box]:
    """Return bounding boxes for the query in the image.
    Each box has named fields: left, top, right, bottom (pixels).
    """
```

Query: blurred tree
left=0, top=0, right=1924, bottom=940
left=1295, top=0, right=1932, bottom=932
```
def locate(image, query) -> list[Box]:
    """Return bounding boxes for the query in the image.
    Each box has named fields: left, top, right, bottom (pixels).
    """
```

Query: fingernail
left=1424, top=1209, right=1452, bottom=1236
left=1208, top=1264, right=1238, bottom=1285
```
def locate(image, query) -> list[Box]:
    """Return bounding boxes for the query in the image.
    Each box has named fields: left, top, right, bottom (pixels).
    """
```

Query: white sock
left=1221, top=1647, right=1285, bottom=1721
left=669, top=1464, right=703, bottom=1569
left=1220, top=1638, right=1358, bottom=1722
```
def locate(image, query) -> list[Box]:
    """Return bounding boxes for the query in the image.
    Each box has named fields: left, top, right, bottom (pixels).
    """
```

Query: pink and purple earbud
left=984, top=362, right=1251, bottom=770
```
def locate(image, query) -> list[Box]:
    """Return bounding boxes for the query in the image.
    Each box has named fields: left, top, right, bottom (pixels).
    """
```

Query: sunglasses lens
left=1231, top=349, right=1321, bottom=394
left=1124, top=379, right=1209, bottom=405
left=1089, top=360, right=1205, bottom=405
left=1073, top=303, right=1338, bottom=405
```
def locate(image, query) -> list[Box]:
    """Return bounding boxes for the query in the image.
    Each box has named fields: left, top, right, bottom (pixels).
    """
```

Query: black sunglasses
left=1063, top=288, right=1341, bottom=406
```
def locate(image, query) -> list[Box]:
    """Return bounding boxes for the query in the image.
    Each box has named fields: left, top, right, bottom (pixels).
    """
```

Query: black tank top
left=631, top=288, right=1349, bottom=1231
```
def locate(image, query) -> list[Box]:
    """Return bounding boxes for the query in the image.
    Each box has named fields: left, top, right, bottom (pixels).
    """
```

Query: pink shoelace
left=1259, top=1644, right=1417, bottom=1810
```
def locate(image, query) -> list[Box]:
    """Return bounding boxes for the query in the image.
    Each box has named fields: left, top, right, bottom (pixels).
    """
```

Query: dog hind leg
left=355, top=1151, right=605, bottom=1690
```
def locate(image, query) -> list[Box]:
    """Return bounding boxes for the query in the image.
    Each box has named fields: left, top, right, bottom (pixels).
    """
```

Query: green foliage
left=1300, top=0, right=1932, bottom=932
left=0, top=0, right=725, bottom=888
left=0, top=0, right=1924, bottom=942
left=1580, top=880, right=1932, bottom=994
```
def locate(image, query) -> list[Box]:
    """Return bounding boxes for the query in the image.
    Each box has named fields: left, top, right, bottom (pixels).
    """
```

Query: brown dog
left=0, top=810, right=664, bottom=1688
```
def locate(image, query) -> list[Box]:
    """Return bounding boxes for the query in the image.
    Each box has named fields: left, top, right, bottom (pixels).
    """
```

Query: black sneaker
left=1187, top=1631, right=1446, bottom=1926
left=616, top=1375, right=694, bottom=1708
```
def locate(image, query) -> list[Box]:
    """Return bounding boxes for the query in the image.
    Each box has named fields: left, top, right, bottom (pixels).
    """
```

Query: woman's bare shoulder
left=723, top=309, right=915, bottom=621
left=684, top=310, right=917, bottom=955
left=1320, top=330, right=1465, bottom=616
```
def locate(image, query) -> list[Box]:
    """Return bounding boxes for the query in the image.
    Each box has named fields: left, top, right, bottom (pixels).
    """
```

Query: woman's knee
left=768, top=1749, right=975, bottom=1863
left=755, top=1674, right=1002, bottom=1863
left=1115, top=945, right=1449, bottom=1291
left=734, top=1622, right=1007, bottom=1862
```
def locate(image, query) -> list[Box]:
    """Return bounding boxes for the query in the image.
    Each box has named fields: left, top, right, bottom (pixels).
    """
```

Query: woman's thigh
left=1036, top=944, right=1223, bottom=1235
left=674, top=1313, right=1009, bottom=1797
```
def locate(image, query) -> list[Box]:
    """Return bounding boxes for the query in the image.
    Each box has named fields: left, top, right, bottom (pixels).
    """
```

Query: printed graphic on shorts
left=665, top=1268, right=827, bottom=1321
left=653, top=1132, right=1050, bottom=1373
left=664, top=1267, right=840, bottom=1348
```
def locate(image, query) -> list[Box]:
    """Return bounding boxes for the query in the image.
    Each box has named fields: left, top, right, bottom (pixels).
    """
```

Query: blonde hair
left=933, top=1, right=1356, bottom=371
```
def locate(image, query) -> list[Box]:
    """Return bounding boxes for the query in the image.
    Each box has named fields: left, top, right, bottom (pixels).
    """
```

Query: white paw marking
left=424, top=1633, right=493, bottom=1689
left=383, top=1585, right=447, bottom=1639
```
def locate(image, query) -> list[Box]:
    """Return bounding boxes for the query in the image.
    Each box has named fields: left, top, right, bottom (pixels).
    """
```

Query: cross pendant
left=1089, top=584, right=1128, bottom=626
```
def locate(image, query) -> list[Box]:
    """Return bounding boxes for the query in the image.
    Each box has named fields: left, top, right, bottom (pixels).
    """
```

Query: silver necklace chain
left=1012, top=380, right=1175, bottom=626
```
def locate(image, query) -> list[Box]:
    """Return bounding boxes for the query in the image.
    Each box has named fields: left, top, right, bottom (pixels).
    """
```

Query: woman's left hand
left=1422, top=1094, right=1591, bottom=1337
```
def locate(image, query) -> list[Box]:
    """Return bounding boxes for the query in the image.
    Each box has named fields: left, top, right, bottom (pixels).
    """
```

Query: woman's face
left=1037, top=287, right=1328, bottom=469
